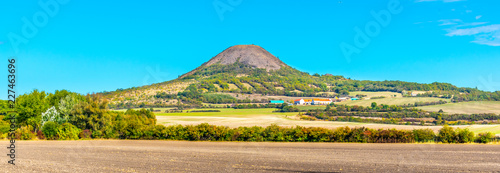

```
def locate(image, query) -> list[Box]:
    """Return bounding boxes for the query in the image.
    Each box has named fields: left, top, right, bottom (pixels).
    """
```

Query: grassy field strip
left=419, top=101, right=500, bottom=114
left=337, top=97, right=451, bottom=107
left=349, top=91, right=402, bottom=98
left=466, top=125, right=500, bottom=135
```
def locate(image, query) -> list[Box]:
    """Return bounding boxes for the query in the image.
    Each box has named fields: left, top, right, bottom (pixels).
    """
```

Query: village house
left=294, top=99, right=304, bottom=105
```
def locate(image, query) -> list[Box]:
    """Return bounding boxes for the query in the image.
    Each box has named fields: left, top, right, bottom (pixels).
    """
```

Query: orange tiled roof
left=294, top=99, right=302, bottom=102
left=303, top=99, right=312, bottom=102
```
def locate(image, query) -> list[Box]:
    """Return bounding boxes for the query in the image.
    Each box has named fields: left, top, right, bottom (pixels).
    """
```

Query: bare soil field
left=2, top=140, right=499, bottom=172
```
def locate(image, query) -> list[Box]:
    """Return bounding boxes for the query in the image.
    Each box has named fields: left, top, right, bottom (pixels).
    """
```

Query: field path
left=1, top=140, right=500, bottom=172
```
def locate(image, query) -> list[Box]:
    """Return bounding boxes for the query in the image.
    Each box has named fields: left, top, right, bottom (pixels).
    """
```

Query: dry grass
left=349, top=91, right=402, bottom=99
left=228, top=84, right=239, bottom=90
left=213, top=84, right=222, bottom=90
left=337, top=97, right=451, bottom=107
left=419, top=101, right=500, bottom=114
left=242, top=83, right=253, bottom=89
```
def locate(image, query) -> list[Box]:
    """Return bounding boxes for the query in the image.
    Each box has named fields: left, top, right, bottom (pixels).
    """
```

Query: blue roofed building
left=270, top=100, right=285, bottom=104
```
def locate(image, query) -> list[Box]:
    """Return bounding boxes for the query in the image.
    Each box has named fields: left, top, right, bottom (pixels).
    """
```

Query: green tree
left=456, top=128, right=474, bottom=143
left=41, top=106, right=65, bottom=126
left=58, top=93, right=83, bottom=122
left=438, top=125, right=456, bottom=143
left=16, top=90, right=49, bottom=131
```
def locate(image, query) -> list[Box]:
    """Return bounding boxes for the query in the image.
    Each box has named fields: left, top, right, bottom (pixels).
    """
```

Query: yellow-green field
left=419, top=101, right=500, bottom=114
left=294, top=105, right=326, bottom=110
left=155, top=108, right=500, bottom=136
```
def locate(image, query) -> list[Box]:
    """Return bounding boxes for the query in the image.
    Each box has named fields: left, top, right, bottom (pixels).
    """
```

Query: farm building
left=270, top=100, right=285, bottom=104
left=294, top=99, right=312, bottom=105
left=351, top=97, right=359, bottom=101
left=294, top=99, right=305, bottom=105
left=312, top=98, right=332, bottom=105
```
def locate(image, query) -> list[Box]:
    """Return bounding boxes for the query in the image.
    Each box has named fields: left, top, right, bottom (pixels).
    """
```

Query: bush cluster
left=437, top=125, right=476, bottom=143
left=148, top=124, right=417, bottom=143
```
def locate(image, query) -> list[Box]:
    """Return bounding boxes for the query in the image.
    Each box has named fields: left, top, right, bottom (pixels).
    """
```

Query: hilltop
left=101, top=45, right=500, bottom=109
left=180, top=45, right=287, bottom=78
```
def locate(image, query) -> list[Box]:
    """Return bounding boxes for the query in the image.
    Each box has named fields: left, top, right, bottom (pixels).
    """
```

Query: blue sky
left=1, top=0, right=499, bottom=98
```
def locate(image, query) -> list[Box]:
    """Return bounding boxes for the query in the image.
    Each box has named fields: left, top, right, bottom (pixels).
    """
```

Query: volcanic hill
left=180, top=45, right=288, bottom=78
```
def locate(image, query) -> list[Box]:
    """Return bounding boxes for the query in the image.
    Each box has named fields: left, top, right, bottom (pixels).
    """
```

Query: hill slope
left=101, top=45, right=500, bottom=109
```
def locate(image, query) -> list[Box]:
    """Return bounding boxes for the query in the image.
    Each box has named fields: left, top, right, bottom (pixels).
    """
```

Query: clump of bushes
left=412, top=129, right=436, bottom=142
left=188, top=110, right=221, bottom=112
left=15, top=125, right=36, bottom=140
left=476, top=132, right=494, bottom=143
left=437, top=125, right=475, bottom=143
left=58, top=123, right=81, bottom=140
left=79, top=129, right=92, bottom=139
left=42, top=121, right=60, bottom=140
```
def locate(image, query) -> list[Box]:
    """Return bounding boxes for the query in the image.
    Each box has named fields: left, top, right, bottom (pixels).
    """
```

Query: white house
left=294, top=99, right=305, bottom=105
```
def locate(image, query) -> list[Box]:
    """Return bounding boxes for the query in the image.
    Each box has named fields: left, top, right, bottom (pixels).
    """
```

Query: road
left=1, top=140, right=500, bottom=172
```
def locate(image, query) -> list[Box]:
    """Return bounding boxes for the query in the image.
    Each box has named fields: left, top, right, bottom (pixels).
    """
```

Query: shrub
left=15, top=125, right=36, bottom=140
left=0, top=120, right=10, bottom=134
left=36, top=130, right=45, bottom=140
left=308, top=127, right=332, bottom=142
left=42, top=121, right=60, bottom=140
left=263, top=124, right=286, bottom=142
left=476, top=132, right=494, bottom=143
left=455, top=128, right=475, bottom=143
left=437, top=125, right=456, bottom=143
left=79, top=129, right=92, bottom=139
left=332, top=126, right=351, bottom=142
left=189, top=110, right=221, bottom=112
left=348, top=127, right=368, bottom=143
left=0, top=132, right=7, bottom=139
left=371, top=129, right=414, bottom=143
left=413, top=129, right=436, bottom=142
left=58, top=123, right=81, bottom=140
left=152, top=125, right=167, bottom=139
